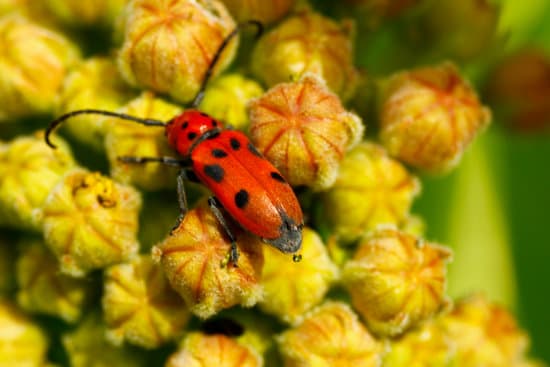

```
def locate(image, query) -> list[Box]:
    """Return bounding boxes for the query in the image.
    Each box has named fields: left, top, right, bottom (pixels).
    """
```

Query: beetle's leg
left=117, top=156, right=187, bottom=167
left=170, top=169, right=189, bottom=234
left=207, top=196, right=239, bottom=267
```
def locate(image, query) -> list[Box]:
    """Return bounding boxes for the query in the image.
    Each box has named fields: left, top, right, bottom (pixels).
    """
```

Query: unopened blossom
left=118, top=0, right=237, bottom=103
left=166, top=332, right=262, bottom=367
left=57, top=57, right=135, bottom=149
left=103, top=255, right=190, bottom=349
left=278, top=302, right=384, bottom=367
left=0, top=301, right=49, bottom=367
left=41, top=170, right=141, bottom=277
left=379, top=62, right=491, bottom=172
left=16, top=239, right=92, bottom=323
left=199, top=73, right=263, bottom=130
left=0, top=132, right=75, bottom=231
left=252, top=9, right=358, bottom=101
left=343, top=228, right=452, bottom=336
left=104, top=92, right=181, bottom=191
left=321, top=142, right=420, bottom=243
left=37, top=0, right=128, bottom=27
left=152, top=200, right=264, bottom=319
left=63, top=312, right=145, bottom=367
left=260, top=227, right=339, bottom=324
left=220, top=0, right=295, bottom=25
left=249, top=74, right=364, bottom=190
left=0, top=14, right=79, bottom=121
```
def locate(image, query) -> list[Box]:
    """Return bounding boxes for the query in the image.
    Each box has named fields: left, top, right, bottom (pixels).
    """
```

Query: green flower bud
left=220, top=0, right=295, bottom=25
left=37, top=0, right=128, bottom=27
left=0, top=14, right=79, bottom=121
left=117, top=0, right=237, bottom=104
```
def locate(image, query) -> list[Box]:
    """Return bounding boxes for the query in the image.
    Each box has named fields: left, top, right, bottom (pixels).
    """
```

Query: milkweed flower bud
left=38, top=0, right=128, bottom=27
left=382, top=320, right=455, bottom=367
left=118, top=0, right=237, bottom=104
left=0, top=132, right=75, bottom=231
left=379, top=62, right=491, bottom=173
left=251, top=10, right=358, bottom=101
left=278, top=301, right=384, bottom=367
left=342, top=228, right=452, bottom=337
left=249, top=74, right=364, bottom=190
left=102, top=255, right=189, bottom=349
left=321, top=142, right=420, bottom=243
left=104, top=92, right=181, bottom=190
left=57, top=57, right=135, bottom=149
left=41, top=170, right=141, bottom=277
left=166, top=332, right=262, bottom=367
left=440, top=294, right=530, bottom=367
left=486, top=48, right=550, bottom=133
left=198, top=73, right=264, bottom=131
left=0, top=14, right=79, bottom=121
left=220, top=0, right=295, bottom=25
left=152, top=200, right=264, bottom=319
left=259, top=227, right=339, bottom=324
left=0, top=301, right=49, bottom=367
left=16, top=239, right=92, bottom=323
left=63, top=312, right=145, bottom=367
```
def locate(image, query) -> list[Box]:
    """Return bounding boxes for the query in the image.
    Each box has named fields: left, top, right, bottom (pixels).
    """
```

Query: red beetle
left=45, top=22, right=303, bottom=265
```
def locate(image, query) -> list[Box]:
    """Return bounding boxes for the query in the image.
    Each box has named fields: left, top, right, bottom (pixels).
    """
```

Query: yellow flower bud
left=152, top=199, right=263, bottom=319
left=0, top=301, right=49, bottom=367
left=102, top=254, right=190, bottom=349
left=0, top=132, right=75, bottom=231
left=321, top=142, right=420, bottom=243
left=440, top=294, right=530, bottom=367
left=41, top=169, right=141, bottom=277
left=342, top=228, right=452, bottom=336
left=104, top=92, right=181, bottom=191
left=379, top=62, right=491, bottom=173
left=249, top=74, right=364, bottom=190
left=37, top=0, right=128, bottom=27
left=382, top=320, right=455, bottom=367
left=57, top=57, right=135, bottom=149
left=198, top=73, right=264, bottom=131
left=260, top=227, right=339, bottom=324
left=220, top=0, right=295, bottom=25
left=166, top=332, right=262, bottom=367
left=63, top=311, right=145, bottom=367
left=277, top=301, right=384, bottom=367
left=0, top=14, right=79, bottom=121
left=251, top=10, right=358, bottom=101
left=118, top=0, right=237, bottom=104
left=16, top=239, right=92, bottom=323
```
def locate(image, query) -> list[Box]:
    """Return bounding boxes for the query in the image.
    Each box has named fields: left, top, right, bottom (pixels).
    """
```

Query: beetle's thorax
left=165, top=109, right=223, bottom=156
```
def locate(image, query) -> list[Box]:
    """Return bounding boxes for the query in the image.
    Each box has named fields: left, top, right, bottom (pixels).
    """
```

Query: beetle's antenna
left=191, top=20, right=264, bottom=108
left=45, top=109, right=166, bottom=148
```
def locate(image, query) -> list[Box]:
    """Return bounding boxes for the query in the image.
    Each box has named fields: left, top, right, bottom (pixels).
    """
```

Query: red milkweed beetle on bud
left=45, top=21, right=303, bottom=266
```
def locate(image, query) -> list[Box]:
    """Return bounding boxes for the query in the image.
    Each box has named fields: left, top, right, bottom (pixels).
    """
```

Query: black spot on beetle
left=270, top=171, right=286, bottom=183
left=200, top=112, right=209, bottom=117
left=181, top=121, right=189, bottom=129
left=204, top=164, right=224, bottom=182
left=211, top=119, right=218, bottom=127
left=187, top=132, right=197, bottom=140
left=247, top=143, right=262, bottom=157
left=234, top=189, right=249, bottom=209
left=230, top=137, right=241, bottom=150
left=211, top=149, right=228, bottom=158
